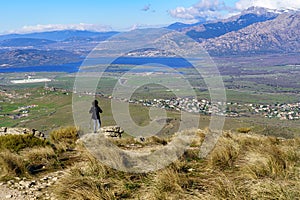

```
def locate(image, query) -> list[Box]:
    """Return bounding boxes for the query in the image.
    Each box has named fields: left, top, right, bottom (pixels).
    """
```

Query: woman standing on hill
left=89, top=100, right=103, bottom=133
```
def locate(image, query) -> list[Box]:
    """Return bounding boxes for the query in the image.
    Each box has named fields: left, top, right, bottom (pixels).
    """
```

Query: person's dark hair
left=92, top=100, right=98, bottom=106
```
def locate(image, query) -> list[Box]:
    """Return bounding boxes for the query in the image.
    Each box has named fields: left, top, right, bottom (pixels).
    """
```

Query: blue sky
left=0, top=0, right=299, bottom=34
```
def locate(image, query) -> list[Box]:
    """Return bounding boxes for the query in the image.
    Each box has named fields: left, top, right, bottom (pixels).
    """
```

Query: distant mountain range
left=0, top=30, right=119, bottom=41
left=0, top=49, right=80, bottom=67
left=0, top=6, right=299, bottom=68
left=202, top=12, right=300, bottom=56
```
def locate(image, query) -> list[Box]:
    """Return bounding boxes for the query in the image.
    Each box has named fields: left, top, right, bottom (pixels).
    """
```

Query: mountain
left=0, top=30, right=119, bottom=41
left=0, top=7, right=299, bottom=68
left=0, top=38, right=56, bottom=47
left=182, top=7, right=278, bottom=41
left=202, top=12, right=300, bottom=56
left=166, top=21, right=205, bottom=31
left=0, top=49, right=81, bottom=67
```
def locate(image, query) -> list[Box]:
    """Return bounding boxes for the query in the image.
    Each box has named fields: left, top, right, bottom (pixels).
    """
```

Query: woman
left=89, top=100, right=103, bottom=133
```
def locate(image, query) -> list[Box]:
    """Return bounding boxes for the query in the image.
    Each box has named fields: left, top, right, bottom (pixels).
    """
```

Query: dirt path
left=0, top=170, right=67, bottom=200
left=0, top=184, right=28, bottom=200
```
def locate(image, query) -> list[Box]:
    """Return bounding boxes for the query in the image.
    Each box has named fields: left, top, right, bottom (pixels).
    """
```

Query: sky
left=1, top=0, right=300, bottom=34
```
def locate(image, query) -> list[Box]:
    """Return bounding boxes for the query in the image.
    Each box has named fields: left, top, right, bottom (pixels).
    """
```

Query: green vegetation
left=0, top=134, right=49, bottom=152
left=237, top=127, right=252, bottom=133
left=0, top=127, right=80, bottom=180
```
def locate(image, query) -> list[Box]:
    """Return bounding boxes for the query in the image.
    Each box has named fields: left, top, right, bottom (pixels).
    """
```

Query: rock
left=0, top=127, right=7, bottom=133
left=100, top=126, right=123, bottom=138
left=5, top=194, right=13, bottom=199
left=52, top=177, right=58, bottom=182
left=7, top=180, right=14, bottom=185
left=0, top=127, right=45, bottom=139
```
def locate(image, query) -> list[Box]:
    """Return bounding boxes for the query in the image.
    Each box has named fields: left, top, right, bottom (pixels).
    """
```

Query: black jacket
left=89, top=106, right=103, bottom=120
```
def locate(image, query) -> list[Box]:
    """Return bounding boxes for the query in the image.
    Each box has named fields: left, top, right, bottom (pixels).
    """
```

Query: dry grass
left=208, top=137, right=240, bottom=169
left=54, top=130, right=300, bottom=199
left=1, top=127, right=300, bottom=199
left=0, top=150, right=27, bottom=180
left=49, top=126, right=80, bottom=151
left=0, top=126, right=81, bottom=179
left=21, top=146, right=60, bottom=173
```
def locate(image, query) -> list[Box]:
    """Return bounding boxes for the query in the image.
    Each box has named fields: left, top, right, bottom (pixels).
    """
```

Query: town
left=125, top=97, right=300, bottom=121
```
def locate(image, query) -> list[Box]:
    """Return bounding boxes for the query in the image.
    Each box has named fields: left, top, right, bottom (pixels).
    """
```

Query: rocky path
left=0, top=183, right=27, bottom=200
left=0, top=170, right=67, bottom=200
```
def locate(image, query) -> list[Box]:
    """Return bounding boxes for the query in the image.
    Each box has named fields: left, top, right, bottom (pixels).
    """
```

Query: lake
left=0, top=57, right=194, bottom=73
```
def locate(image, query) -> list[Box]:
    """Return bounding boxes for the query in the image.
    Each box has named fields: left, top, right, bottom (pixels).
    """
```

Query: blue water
left=0, top=62, right=82, bottom=73
left=0, top=57, right=193, bottom=73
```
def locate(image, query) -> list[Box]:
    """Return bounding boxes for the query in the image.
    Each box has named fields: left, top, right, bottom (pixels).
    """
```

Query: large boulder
left=100, top=126, right=124, bottom=138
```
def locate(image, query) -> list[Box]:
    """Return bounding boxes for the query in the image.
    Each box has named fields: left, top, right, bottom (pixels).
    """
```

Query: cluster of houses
left=248, top=103, right=300, bottom=120
left=8, top=104, right=38, bottom=119
left=127, top=97, right=300, bottom=121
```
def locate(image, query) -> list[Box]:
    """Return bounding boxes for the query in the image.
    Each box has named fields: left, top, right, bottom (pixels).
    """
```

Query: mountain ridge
left=202, top=12, right=300, bottom=56
left=0, top=7, right=299, bottom=67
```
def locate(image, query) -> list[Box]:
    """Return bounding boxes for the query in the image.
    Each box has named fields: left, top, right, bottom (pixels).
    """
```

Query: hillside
left=0, top=30, right=119, bottom=42
left=183, top=7, right=278, bottom=42
left=202, top=12, right=300, bottom=56
left=0, top=38, right=56, bottom=47
left=0, top=49, right=81, bottom=67
left=0, top=127, right=299, bottom=199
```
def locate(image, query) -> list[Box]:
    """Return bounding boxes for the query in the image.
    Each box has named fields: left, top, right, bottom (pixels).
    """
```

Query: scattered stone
left=5, top=194, right=13, bottom=199
left=7, top=180, right=14, bottom=185
left=100, top=126, right=124, bottom=138
left=52, top=177, right=58, bottom=182
left=0, top=127, right=45, bottom=139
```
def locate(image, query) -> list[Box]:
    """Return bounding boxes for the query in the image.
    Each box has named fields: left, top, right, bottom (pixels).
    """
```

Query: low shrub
left=0, top=134, right=49, bottom=152
left=237, top=127, right=252, bottom=134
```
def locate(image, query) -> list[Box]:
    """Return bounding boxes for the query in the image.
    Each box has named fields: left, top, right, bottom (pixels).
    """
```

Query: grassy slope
left=1, top=127, right=298, bottom=199
left=1, top=87, right=299, bottom=138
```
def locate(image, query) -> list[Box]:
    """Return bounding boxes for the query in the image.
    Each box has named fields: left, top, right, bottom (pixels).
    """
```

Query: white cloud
left=235, top=0, right=300, bottom=11
left=7, top=23, right=113, bottom=34
left=169, top=0, right=228, bottom=22
left=127, top=23, right=167, bottom=31
left=169, top=0, right=300, bottom=23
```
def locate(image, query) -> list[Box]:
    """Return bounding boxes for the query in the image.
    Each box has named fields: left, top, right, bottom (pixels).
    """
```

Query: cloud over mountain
left=8, top=23, right=113, bottom=34
left=169, top=0, right=300, bottom=23
left=169, top=0, right=227, bottom=22
left=235, top=0, right=300, bottom=11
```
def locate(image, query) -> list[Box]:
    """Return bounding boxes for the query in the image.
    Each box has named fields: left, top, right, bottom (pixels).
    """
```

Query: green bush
left=0, top=134, right=49, bottom=152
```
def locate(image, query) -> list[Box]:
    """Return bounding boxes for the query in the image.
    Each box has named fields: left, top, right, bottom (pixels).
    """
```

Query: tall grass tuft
left=0, top=150, right=27, bottom=179
left=208, top=137, right=240, bottom=169
left=49, top=126, right=80, bottom=151
left=154, top=167, right=184, bottom=199
left=54, top=175, right=115, bottom=200
left=21, top=146, right=60, bottom=173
